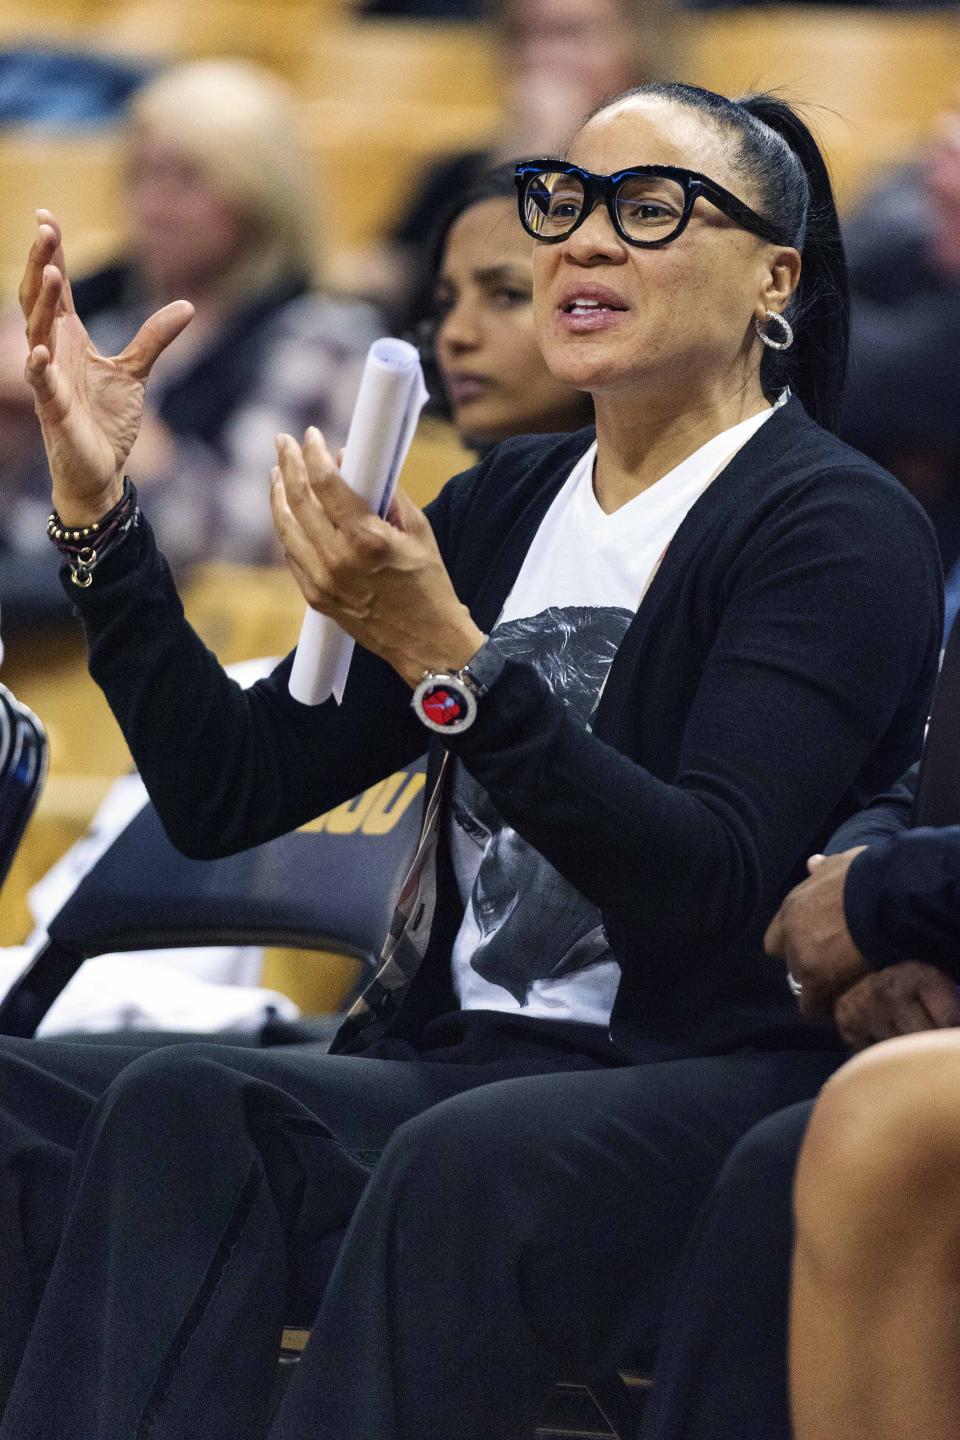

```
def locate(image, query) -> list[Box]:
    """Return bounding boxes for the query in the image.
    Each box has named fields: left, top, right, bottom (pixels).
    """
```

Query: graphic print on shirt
left=452, top=604, right=632, bottom=1004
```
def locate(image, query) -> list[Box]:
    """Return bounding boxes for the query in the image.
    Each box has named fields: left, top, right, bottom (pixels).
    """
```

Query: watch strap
left=461, top=635, right=506, bottom=695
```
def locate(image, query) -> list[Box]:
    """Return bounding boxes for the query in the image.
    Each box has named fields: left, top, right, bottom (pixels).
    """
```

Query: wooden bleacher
left=0, top=7, right=955, bottom=299
left=90, top=0, right=345, bottom=86
left=309, top=18, right=498, bottom=109
left=682, top=6, right=960, bottom=209
left=0, top=131, right=124, bottom=301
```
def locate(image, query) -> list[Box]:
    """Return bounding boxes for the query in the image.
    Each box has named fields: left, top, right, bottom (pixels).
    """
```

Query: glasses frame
left=514, top=160, right=791, bottom=249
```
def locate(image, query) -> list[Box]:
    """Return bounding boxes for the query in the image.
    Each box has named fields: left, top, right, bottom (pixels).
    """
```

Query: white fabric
left=450, top=400, right=782, bottom=1027
left=0, top=656, right=301, bottom=1035
left=0, top=947, right=299, bottom=1038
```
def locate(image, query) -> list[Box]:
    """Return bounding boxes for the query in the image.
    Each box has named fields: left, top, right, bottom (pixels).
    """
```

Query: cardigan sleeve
left=447, top=468, right=941, bottom=973
left=64, top=462, right=481, bottom=857
left=844, top=826, right=960, bottom=979
left=825, top=764, right=918, bottom=853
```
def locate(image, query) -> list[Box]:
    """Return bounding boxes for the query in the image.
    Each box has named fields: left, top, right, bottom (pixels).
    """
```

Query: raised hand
left=20, top=210, right=193, bottom=526
left=271, top=426, right=484, bottom=687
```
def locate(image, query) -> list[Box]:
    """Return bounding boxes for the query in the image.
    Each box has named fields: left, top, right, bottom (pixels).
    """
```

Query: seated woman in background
left=0, top=83, right=943, bottom=1440
left=0, top=57, right=382, bottom=625
left=426, top=162, right=594, bottom=451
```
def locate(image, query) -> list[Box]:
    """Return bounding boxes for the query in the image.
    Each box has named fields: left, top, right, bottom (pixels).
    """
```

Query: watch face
left=412, top=675, right=478, bottom=734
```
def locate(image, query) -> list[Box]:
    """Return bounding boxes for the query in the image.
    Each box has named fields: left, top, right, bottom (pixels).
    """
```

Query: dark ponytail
left=735, top=93, right=848, bottom=434
left=581, top=83, right=849, bottom=432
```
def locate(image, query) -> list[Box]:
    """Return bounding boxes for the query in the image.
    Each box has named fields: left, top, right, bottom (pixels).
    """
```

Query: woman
left=427, top=162, right=594, bottom=449
left=0, top=83, right=941, bottom=1440
left=0, top=58, right=381, bottom=623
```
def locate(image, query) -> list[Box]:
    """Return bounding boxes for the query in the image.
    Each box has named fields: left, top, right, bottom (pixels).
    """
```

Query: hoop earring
left=754, top=309, right=794, bottom=351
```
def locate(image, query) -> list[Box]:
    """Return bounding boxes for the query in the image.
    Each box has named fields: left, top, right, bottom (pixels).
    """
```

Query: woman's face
left=127, top=131, right=248, bottom=297
left=435, top=196, right=591, bottom=447
left=532, top=96, right=794, bottom=403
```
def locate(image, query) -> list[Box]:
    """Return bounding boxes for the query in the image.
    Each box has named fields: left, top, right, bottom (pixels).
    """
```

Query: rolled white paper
left=287, top=338, right=430, bottom=706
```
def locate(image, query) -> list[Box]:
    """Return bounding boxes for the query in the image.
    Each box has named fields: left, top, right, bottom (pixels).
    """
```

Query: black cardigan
left=67, top=397, right=942, bottom=1059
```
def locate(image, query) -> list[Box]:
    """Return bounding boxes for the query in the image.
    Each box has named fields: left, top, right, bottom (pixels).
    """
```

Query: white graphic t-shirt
left=449, top=401, right=783, bottom=1026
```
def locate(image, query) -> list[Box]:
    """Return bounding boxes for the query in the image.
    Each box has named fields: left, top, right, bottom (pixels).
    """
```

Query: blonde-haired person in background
left=0, top=58, right=383, bottom=627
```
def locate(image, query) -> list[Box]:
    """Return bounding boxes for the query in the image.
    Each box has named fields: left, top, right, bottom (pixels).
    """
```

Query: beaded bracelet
left=47, top=478, right=140, bottom=588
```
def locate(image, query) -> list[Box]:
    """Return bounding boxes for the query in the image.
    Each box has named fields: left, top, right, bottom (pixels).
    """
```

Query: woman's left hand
left=271, top=426, right=485, bottom=687
left=763, top=848, right=868, bottom=1018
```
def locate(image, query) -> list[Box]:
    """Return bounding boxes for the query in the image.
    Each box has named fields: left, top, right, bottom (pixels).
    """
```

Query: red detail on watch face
left=422, top=688, right=463, bottom=726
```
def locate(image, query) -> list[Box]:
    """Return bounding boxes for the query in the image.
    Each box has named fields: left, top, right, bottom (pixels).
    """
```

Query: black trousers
left=640, top=1099, right=815, bottom=1440
left=0, top=1029, right=834, bottom=1440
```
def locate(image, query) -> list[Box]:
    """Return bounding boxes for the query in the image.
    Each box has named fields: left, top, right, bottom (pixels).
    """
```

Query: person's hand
left=271, top=427, right=485, bottom=687
left=834, top=961, right=960, bottom=1051
left=764, top=848, right=868, bottom=1019
left=19, top=210, right=193, bottom=526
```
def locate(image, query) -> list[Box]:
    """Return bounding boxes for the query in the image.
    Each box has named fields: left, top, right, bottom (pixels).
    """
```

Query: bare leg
left=791, top=1031, right=960, bottom=1440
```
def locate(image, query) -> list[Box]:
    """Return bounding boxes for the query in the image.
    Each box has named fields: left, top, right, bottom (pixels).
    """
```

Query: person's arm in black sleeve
left=844, top=824, right=960, bottom=980
left=825, top=763, right=919, bottom=854
left=67, top=466, right=474, bottom=857
left=446, top=470, right=940, bottom=978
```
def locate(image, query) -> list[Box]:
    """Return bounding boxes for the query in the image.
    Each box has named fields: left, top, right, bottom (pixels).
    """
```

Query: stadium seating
left=0, top=129, right=123, bottom=300
left=683, top=6, right=960, bottom=208
left=0, top=8, right=955, bottom=299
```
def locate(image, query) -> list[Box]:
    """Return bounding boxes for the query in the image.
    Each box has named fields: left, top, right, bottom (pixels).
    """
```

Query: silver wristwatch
left=411, top=637, right=505, bottom=735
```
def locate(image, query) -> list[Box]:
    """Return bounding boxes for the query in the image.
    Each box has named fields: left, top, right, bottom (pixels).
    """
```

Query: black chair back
left=0, top=756, right=426, bottom=1039
left=0, top=682, right=47, bottom=894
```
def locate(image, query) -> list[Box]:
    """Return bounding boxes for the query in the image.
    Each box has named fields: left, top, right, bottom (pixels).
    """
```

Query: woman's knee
left=795, top=1033, right=960, bottom=1261
left=711, top=1101, right=814, bottom=1208
left=379, top=1087, right=521, bottom=1192
left=371, top=1082, right=563, bottom=1235
left=92, top=1043, right=245, bottom=1143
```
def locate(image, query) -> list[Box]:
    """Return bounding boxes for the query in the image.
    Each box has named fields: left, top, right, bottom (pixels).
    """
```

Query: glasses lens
left=522, top=170, right=585, bottom=239
left=615, top=176, right=686, bottom=242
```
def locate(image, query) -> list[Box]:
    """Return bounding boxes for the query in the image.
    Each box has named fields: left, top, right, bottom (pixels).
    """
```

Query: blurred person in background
left=425, top=162, right=594, bottom=450
left=378, top=0, right=679, bottom=327
left=0, top=58, right=383, bottom=628
left=840, top=92, right=960, bottom=597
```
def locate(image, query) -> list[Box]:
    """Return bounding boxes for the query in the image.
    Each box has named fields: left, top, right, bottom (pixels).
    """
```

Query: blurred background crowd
left=0, top=0, right=958, bottom=1015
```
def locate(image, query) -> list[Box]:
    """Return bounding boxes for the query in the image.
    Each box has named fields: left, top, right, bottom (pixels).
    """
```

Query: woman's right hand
left=19, top=210, right=194, bottom=526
